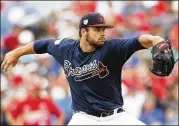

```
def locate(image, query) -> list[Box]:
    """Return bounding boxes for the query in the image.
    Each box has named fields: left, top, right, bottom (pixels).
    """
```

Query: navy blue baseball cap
left=79, top=12, right=113, bottom=29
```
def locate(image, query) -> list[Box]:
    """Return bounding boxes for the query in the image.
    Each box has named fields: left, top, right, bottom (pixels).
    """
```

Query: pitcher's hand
left=1, top=51, right=19, bottom=72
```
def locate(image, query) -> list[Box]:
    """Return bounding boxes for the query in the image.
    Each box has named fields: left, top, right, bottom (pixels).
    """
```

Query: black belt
left=74, top=107, right=125, bottom=117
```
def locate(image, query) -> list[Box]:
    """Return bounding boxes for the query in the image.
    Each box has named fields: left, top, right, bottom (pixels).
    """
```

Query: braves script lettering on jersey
left=33, top=37, right=146, bottom=125
left=64, top=60, right=109, bottom=81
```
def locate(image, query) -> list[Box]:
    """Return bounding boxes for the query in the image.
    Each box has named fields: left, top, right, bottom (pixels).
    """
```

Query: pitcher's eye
left=95, top=28, right=101, bottom=32
left=95, top=28, right=100, bottom=31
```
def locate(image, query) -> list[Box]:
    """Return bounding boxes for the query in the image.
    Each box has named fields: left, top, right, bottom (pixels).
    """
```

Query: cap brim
left=88, top=24, right=113, bottom=28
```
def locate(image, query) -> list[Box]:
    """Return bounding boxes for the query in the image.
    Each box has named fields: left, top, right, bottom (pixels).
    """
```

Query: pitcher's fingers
left=6, top=64, right=14, bottom=72
left=3, top=63, right=9, bottom=72
left=3, top=62, right=13, bottom=72
left=1, top=60, right=7, bottom=71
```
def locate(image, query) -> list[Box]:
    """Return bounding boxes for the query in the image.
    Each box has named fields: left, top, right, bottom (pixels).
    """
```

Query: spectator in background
left=149, top=74, right=168, bottom=100
left=169, top=23, right=178, bottom=50
left=121, top=1, right=145, bottom=16
left=49, top=70, right=73, bottom=125
left=123, top=85, right=146, bottom=119
left=6, top=72, right=64, bottom=125
left=2, top=25, right=24, bottom=54
left=150, top=17, right=165, bottom=37
left=163, top=84, right=178, bottom=125
left=1, top=1, right=39, bottom=38
left=139, top=93, right=166, bottom=125
left=1, top=74, right=10, bottom=125
left=151, top=1, right=170, bottom=17
left=70, top=1, right=97, bottom=16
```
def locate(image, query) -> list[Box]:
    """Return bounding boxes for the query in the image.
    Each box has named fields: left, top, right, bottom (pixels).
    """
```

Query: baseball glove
left=150, top=40, right=175, bottom=77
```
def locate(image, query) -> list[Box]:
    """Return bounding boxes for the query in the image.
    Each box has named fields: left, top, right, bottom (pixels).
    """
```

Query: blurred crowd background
left=1, top=1, right=178, bottom=125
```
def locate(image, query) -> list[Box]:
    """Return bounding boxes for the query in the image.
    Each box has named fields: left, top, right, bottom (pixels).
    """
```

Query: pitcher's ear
left=81, top=28, right=87, bottom=35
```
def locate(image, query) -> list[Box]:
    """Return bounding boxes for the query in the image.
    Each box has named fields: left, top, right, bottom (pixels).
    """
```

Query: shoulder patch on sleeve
left=54, top=38, right=64, bottom=45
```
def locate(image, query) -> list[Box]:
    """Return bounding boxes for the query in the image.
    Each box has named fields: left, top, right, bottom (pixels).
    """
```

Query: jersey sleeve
left=110, top=36, right=146, bottom=62
left=33, top=38, right=65, bottom=56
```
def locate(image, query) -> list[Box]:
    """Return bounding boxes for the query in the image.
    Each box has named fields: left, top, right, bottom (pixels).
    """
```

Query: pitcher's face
left=85, top=27, right=106, bottom=47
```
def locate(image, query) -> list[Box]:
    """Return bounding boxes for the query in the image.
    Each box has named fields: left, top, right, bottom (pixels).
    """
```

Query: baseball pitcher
left=2, top=12, right=176, bottom=125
